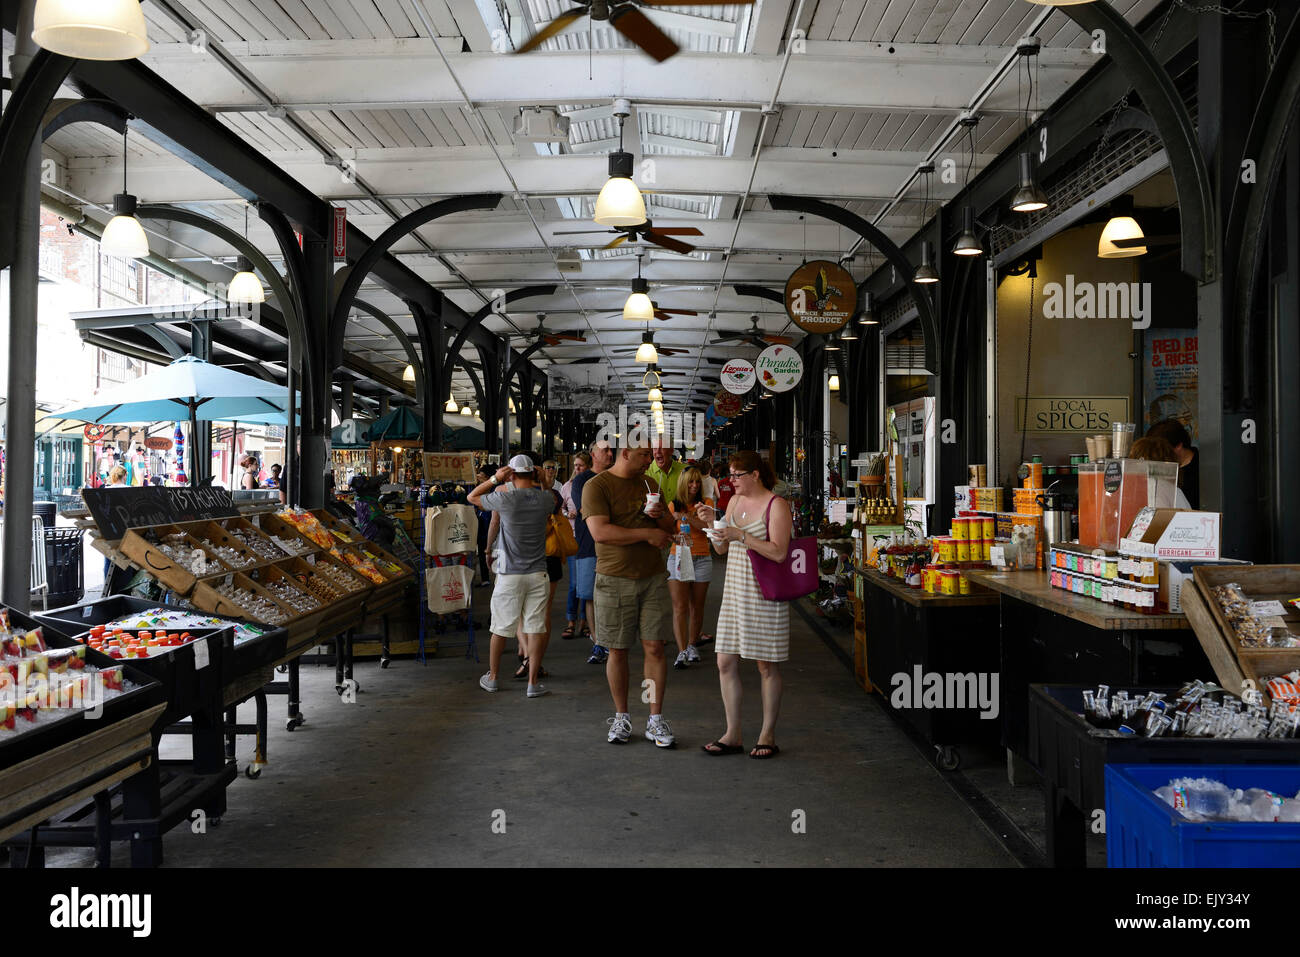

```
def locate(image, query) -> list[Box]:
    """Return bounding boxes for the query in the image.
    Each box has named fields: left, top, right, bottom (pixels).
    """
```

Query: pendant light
left=913, top=241, right=940, bottom=284
left=227, top=206, right=266, bottom=304
left=647, top=385, right=663, bottom=403
left=828, top=374, right=841, bottom=391
left=445, top=395, right=459, bottom=413
left=623, top=250, right=655, bottom=321
left=651, top=400, right=663, bottom=413
left=509, top=396, right=517, bottom=413
left=1098, top=197, right=1147, bottom=258
left=824, top=332, right=841, bottom=352
left=32, top=0, right=150, bottom=61
left=594, top=102, right=646, bottom=227
left=402, top=364, right=416, bottom=382
left=952, top=116, right=984, bottom=256
left=839, top=322, right=858, bottom=342
left=461, top=406, right=473, bottom=417
left=1010, top=43, right=1049, bottom=214
left=101, top=128, right=149, bottom=260
left=635, top=331, right=659, bottom=363
left=858, top=291, right=878, bottom=326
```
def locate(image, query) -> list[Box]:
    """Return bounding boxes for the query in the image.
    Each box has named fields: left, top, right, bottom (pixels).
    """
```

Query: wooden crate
left=191, top=571, right=297, bottom=628
left=185, top=520, right=279, bottom=574
left=218, top=515, right=299, bottom=564
left=253, top=512, right=322, bottom=558
left=279, top=555, right=366, bottom=626
left=1187, top=565, right=1300, bottom=702
left=118, top=525, right=233, bottom=597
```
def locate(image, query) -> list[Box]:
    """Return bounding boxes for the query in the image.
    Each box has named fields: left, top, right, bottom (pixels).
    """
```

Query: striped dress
left=714, top=509, right=790, bottom=662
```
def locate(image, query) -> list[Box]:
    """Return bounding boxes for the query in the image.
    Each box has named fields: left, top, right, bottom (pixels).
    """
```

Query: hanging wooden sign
left=144, top=437, right=173, bottom=451
left=714, top=390, right=742, bottom=418
left=784, top=259, right=856, bottom=334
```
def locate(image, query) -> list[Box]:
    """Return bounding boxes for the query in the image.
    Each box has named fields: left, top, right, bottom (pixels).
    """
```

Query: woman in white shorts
left=667, top=468, right=714, bottom=670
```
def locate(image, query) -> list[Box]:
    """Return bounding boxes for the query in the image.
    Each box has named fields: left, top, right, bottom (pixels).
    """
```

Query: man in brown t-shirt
left=583, top=437, right=678, bottom=746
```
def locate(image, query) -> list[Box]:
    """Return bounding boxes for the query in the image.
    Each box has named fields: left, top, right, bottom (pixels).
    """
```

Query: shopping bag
left=546, top=514, right=579, bottom=558
left=426, top=563, right=472, bottom=613
left=677, top=545, right=696, bottom=582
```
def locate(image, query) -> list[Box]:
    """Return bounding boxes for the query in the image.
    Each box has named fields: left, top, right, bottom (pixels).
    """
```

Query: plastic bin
left=1105, top=764, right=1300, bottom=868
left=43, top=526, right=85, bottom=606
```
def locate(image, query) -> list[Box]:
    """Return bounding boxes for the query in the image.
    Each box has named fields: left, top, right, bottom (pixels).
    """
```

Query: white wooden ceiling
left=37, top=0, right=1165, bottom=415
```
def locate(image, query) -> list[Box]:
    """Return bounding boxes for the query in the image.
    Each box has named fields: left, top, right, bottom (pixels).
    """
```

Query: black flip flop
left=749, top=744, right=780, bottom=759
left=701, top=740, right=744, bottom=755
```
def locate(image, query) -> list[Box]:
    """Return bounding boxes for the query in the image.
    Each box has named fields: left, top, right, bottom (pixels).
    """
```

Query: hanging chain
left=1172, top=0, right=1276, bottom=70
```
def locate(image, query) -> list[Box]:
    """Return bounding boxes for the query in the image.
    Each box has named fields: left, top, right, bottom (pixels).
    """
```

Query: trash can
left=32, top=501, right=57, bottom=528
left=43, top=526, right=85, bottom=606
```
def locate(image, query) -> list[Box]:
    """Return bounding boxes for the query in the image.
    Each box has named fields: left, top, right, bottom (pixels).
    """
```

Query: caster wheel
left=287, top=716, right=304, bottom=731
left=934, top=746, right=961, bottom=772
left=245, top=764, right=263, bottom=780
left=276, top=665, right=288, bottom=675
left=379, top=658, right=391, bottom=670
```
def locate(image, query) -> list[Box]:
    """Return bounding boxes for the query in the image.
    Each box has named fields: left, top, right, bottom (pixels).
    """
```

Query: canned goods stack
left=923, top=514, right=997, bottom=596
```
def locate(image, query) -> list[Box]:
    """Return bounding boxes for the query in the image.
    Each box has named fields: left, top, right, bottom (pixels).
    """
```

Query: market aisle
left=80, top=562, right=1017, bottom=868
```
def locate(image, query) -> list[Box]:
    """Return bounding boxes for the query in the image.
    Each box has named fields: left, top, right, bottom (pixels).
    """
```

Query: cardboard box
left=1121, top=508, right=1222, bottom=561
left=954, top=485, right=973, bottom=512
left=1160, top=558, right=1252, bottom=613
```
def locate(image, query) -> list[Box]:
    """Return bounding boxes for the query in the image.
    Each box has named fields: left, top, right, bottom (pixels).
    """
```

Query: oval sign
left=144, top=437, right=173, bottom=451
left=714, top=390, right=742, bottom=418
left=755, top=344, right=803, bottom=393
left=784, top=259, right=856, bottom=334
left=720, top=358, right=755, bottom=395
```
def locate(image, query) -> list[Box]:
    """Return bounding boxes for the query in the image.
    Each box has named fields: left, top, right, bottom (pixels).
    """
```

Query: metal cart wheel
left=276, top=665, right=289, bottom=675
left=245, top=763, right=263, bottom=780
left=934, top=745, right=961, bottom=772
left=286, top=714, right=305, bottom=731
left=379, top=656, right=391, bottom=669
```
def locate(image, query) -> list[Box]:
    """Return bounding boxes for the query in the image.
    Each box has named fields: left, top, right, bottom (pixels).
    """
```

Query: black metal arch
left=351, top=298, right=423, bottom=399
left=1225, top=15, right=1300, bottom=407
left=760, top=195, right=942, bottom=375
left=1059, top=1, right=1214, bottom=282
left=408, top=300, right=443, bottom=450
left=440, top=285, right=558, bottom=392
left=328, top=193, right=504, bottom=368
left=42, top=97, right=127, bottom=139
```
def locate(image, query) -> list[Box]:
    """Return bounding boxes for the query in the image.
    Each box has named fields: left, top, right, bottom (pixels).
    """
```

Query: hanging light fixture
left=840, top=322, right=858, bottom=342
left=623, top=250, right=655, bottom=321
left=509, top=396, right=517, bottom=413
left=828, top=374, right=841, bottom=391
left=593, top=101, right=646, bottom=227
left=32, top=0, right=150, bottom=60
left=402, top=364, right=416, bottom=382
left=227, top=256, right=266, bottom=304
left=461, top=406, right=473, bottom=417
left=1010, top=153, right=1049, bottom=213
left=651, top=400, right=664, bottom=413
left=824, top=332, right=841, bottom=352
left=953, top=207, right=983, bottom=257
left=635, top=331, right=659, bottom=363
left=445, top=395, right=459, bottom=413
left=101, top=128, right=149, bottom=260
left=1098, top=197, right=1147, bottom=258
left=647, top=386, right=663, bottom=403
left=858, top=291, right=878, bottom=326
left=913, top=241, right=940, bottom=284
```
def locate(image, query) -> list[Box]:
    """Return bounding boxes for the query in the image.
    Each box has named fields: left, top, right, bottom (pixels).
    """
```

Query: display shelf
left=966, top=569, right=1190, bottom=631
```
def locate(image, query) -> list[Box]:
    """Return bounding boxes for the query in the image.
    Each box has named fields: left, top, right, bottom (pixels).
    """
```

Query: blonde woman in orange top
left=667, top=467, right=714, bottom=670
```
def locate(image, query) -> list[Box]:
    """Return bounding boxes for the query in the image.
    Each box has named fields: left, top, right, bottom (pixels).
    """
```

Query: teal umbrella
left=362, top=406, right=423, bottom=443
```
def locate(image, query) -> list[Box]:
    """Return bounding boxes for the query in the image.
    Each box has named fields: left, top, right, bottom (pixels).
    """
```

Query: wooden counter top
left=965, top=569, right=1191, bottom=631
left=858, top=568, right=998, bottom=609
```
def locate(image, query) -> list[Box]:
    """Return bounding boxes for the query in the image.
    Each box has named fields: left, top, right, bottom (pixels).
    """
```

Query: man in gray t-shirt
left=468, top=454, right=555, bottom=697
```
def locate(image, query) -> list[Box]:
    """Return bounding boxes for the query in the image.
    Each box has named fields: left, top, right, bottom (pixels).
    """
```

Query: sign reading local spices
left=720, top=358, right=755, bottom=395
left=1014, top=396, right=1130, bottom=435
left=754, top=344, right=803, bottom=393
left=784, top=259, right=856, bottom=334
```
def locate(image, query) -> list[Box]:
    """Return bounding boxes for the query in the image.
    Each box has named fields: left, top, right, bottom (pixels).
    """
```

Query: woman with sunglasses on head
left=667, top=467, right=714, bottom=669
left=695, top=450, right=791, bottom=759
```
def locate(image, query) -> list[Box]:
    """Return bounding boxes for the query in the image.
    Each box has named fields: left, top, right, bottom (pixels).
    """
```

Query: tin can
left=981, top=516, right=995, bottom=540
left=1026, top=461, right=1044, bottom=489
left=955, top=539, right=971, bottom=562
left=979, top=539, right=992, bottom=561
left=950, top=517, right=969, bottom=541
left=936, top=537, right=955, bottom=563
left=958, top=574, right=971, bottom=596
left=940, top=570, right=959, bottom=595
left=923, top=564, right=938, bottom=593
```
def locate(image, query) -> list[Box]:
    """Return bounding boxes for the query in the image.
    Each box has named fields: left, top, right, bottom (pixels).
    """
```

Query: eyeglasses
left=728, top=470, right=753, bottom=478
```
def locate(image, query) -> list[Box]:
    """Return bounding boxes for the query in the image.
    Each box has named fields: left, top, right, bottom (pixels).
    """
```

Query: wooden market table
left=858, top=569, right=1000, bottom=771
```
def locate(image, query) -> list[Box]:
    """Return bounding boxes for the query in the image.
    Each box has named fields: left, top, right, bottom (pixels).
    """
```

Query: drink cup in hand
left=644, top=491, right=661, bottom=516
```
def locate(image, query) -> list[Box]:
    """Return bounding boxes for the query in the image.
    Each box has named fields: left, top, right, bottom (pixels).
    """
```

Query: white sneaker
left=645, top=717, right=675, bottom=748
left=685, top=645, right=701, bottom=663
left=479, top=673, right=498, bottom=692
left=673, top=650, right=688, bottom=670
left=606, top=714, right=632, bottom=744
left=526, top=683, right=550, bottom=698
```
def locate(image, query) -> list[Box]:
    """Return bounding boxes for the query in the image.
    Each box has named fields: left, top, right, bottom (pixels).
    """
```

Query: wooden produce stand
left=965, top=569, right=1211, bottom=759
left=859, top=568, right=1000, bottom=771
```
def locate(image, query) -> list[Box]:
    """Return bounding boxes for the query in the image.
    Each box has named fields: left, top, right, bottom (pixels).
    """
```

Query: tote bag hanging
left=746, top=496, right=818, bottom=601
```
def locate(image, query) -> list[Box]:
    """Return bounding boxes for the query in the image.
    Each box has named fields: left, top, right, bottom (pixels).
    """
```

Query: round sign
left=714, top=390, right=742, bottom=418
left=83, top=424, right=108, bottom=442
left=755, top=344, right=803, bottom=393
left=720, top=358, right=755, bottom=395
left=784, top=259, right=856, bottom=334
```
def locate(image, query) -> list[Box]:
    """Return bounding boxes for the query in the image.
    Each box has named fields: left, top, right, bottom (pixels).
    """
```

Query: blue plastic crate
left=1106, top=764, right=1300, bottom=868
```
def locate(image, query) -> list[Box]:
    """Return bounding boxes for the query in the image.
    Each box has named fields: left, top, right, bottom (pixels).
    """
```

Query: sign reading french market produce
left=784, top=259, right=856, bottom=334
left=714, top=390, right=742, bottom=418
left=1014, top=395, right=1130, bottom=435
left=720, top=358, right=755, bottom=395
left=754, top=344, right=803, bottom=393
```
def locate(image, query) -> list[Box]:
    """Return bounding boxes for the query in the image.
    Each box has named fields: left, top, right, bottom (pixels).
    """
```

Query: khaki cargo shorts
left=593, top=573, right=669, bottom=650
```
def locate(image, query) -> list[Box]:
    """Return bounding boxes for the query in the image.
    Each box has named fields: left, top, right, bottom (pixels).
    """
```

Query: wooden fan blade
left=542, top=335, right=562, bottom=346
left=602, top=235, right=629, bottom=250
left=646, top=227, right=703, bottom=236
left=609, top=6, right=678, bottom=62
left=656, top=308, right=698, bottom=316
left=644, top=230, right=695, bottom=254
left=515, top=8, right=588, bottom=54
left=552, top=229, right=617, bottom=235
left=762, top=335, right=795, bottom=345
left=552, top=334, right=587, bottom=342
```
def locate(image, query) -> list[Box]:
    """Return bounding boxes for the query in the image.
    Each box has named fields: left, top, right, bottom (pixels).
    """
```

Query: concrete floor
left=46, top=561, right=1021, bottom=868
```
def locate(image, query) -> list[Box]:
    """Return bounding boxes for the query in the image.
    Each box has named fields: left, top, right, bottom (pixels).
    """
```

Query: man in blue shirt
left=571, top=439, right=613, bottom=663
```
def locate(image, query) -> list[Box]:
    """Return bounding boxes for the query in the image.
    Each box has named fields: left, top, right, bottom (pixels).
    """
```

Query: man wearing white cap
left=468, top=454, right=556, bottom=698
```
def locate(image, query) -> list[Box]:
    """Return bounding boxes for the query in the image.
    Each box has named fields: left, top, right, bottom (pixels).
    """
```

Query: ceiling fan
left=515, top=0, right=756, bottom=63
left=711, top=315, right=794, bottom=348
left=554, top=219, right=702, bottom=255
left=507, top=313, right=587, bottom=346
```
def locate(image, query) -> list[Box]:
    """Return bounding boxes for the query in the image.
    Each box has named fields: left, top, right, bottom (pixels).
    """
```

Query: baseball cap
left=507, top=453, right=534, bottom=473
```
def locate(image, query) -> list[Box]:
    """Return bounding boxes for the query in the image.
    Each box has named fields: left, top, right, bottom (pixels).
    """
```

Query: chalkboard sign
left=81, top=486, right=240, bottom=540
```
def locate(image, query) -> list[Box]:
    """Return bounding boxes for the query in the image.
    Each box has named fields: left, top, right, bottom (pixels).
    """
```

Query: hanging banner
left=720, top=358, right=756, bottom=395
left=755, top=344, right=803, bottom=393
left=714, top=390, right=742, bottom=418
left=144, top=437, right=173, bottom=452
left=1143, top=330, right=1198, bottom=442
left=784, top=259, right=856, bottom=334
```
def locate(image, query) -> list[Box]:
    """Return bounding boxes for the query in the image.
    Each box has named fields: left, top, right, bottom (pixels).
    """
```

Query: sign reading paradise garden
left=754, top=344, right=803, bottom=393
left=783, top=259, right=856, bottom=334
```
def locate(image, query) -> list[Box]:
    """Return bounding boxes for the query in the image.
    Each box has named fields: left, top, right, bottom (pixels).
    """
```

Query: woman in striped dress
left=696, top=451, right=792, bottom=759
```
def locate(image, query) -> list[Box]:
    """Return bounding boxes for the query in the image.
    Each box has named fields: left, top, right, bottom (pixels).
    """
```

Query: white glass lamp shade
left=647, top=387, right=663, bottom=403
left=635, top=335, right=658, bottom=363
left=445, top=397, right=459, bottom=413
left=402, top=364, right=416, bottom=382
left=623, top=292, right=655, bottom=322
left=33, top=0, right=150, bottom=60
left=461, top=406, right=473, bottom=417
left=594, top=152, right=646, bottom=227
left=101, top=194, right=149, bottom=259
left=1098, top=215, right=1147, bottom=258
left=828, top=374, right=840, bottom=391
left=227, top=258, right=265, bottom=304
left=650, top=400, right=663, bottom=412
